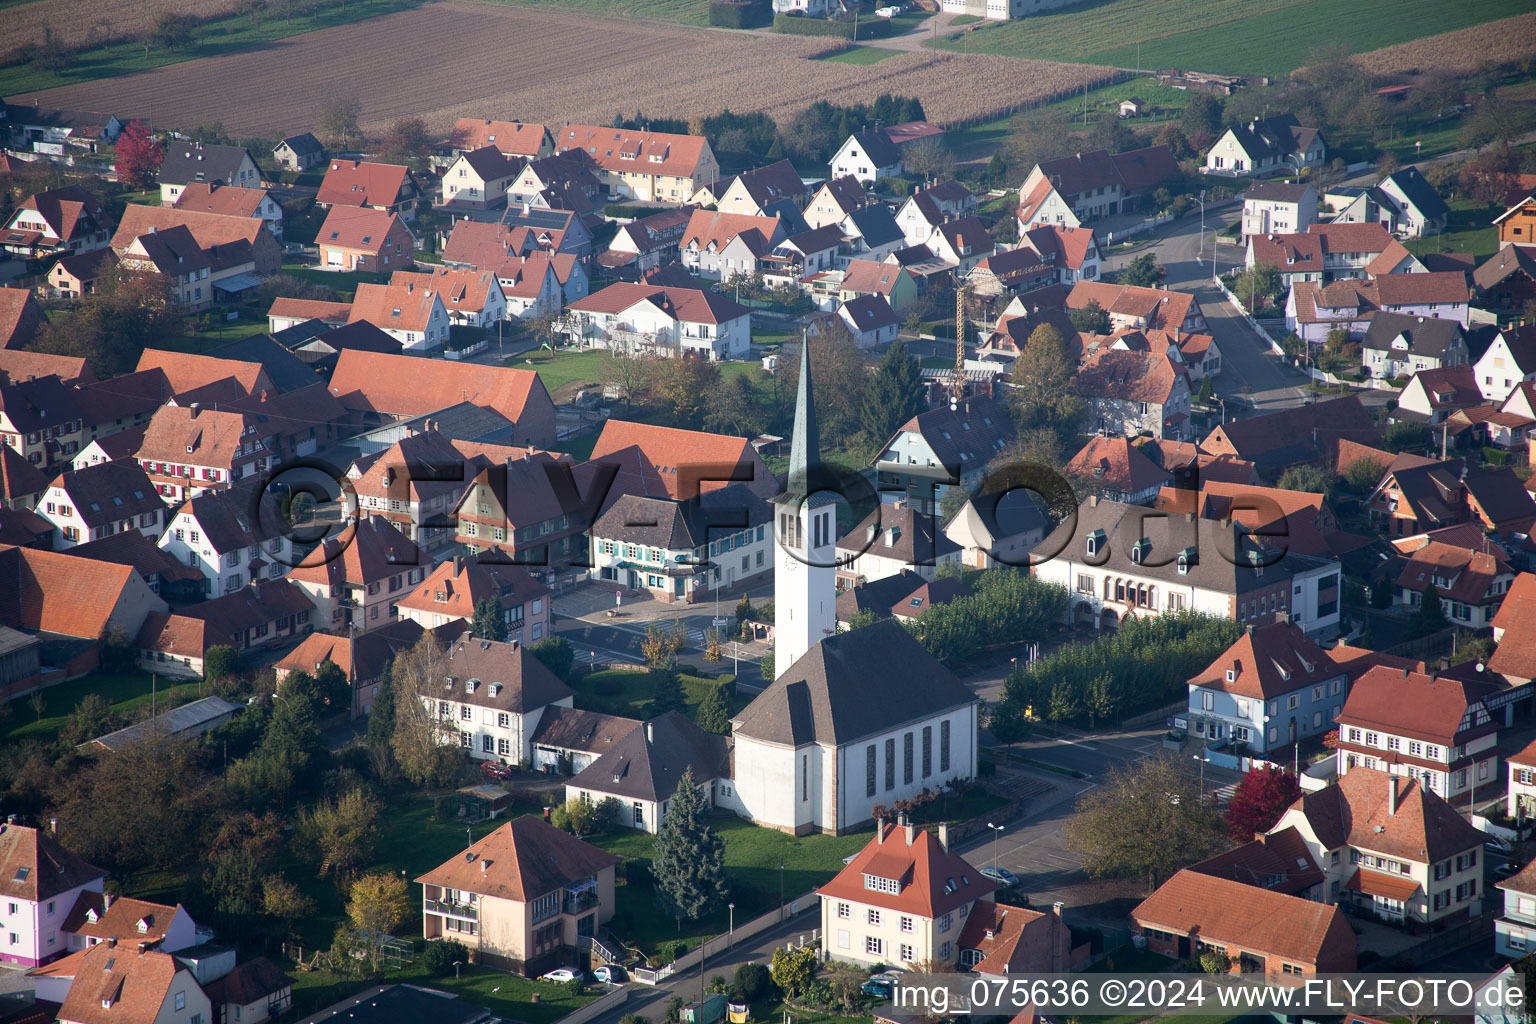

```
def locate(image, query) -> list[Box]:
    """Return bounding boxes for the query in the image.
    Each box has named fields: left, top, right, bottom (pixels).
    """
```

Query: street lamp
left=728, top=902, right=736, bottom=949
left=1191, top=753, right=1209, bottom=799
left=779, top=861, right=785, bottom=922
left=985, top=822, right=1005, bottom=873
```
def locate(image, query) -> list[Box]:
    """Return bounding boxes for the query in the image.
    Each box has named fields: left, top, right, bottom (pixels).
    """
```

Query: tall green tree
left=1008, top=323, right=1081, bottom=434
left=1068, top=299, right=1110, bottom=335
left=1405, top=583, right=1448, bottom=640
left=366, top=661, right=396, bottom=753
left=651, top=767, right=729, bottom=927
left=648, top=660, right=686, bottom=717
left=1119, top=254, right=1167, bottom=288
left=695, top=683, right=732, bottom=735
left=860, top=338, right=925, bottom=448
left=1061, top=753, right=1227, bottom=892
left=471, top=597, right=507, bottom=642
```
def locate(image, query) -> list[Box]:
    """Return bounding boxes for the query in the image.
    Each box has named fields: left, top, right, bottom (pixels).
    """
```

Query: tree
left=1343, top=456, right=1385, bottom=494
left=1224, top=765, right=1301, bottom=840
left=366, top=661, right=396, bottom=755
left=1061, top=753, right=1227, bottom=891
left=1276, top=463, right=1333, bottom=498
left=297, top=787, right=381, bottom=876
left=985, top=151, right=1007, bottom=185
left=860, top=338, right=925, bottom=448
left=770, top=944, right=817, bottom=997
left=1404, top=582, right=1448, bottom=641
left=1068, top=299, right=1111, bottom=335
left=1083, top=673, right=1120, bottom=728
left=550, top=797, right=597, bottom=835
left=758, top=650, right=774, bottom=683
left=904, top=137, right=954, bottom=180
left=602, top=355, right=655, bottom=413
left=531, top=636, right=575, bottom=681
left=389, top=635, right=458, bottom=787
left=642, top=620, right=687, bottom=668
left=262, top=877, right=315, bottom=936
left=320, top=96, right=364, bottom=152
left=651, top=767, right=729, bottom=926
left=113, top=120, right=163, bottom=189
left=423, top=938, right=470, bottom=977
left=1119, top=253, right=1166, bottom=288
left=703, top=373, right=762, bottom=438
left=346, top=873, right=410, bottom=971
left=779, top=325, right=871, bottom=450
left=1154, top=123, right=1194, bottom=161
left=938, top=483, right=970, bottom=525
left=1180, top=93, right=1224, bottom=146
left=1009, top=324, right=1080, bottom=434
left=652, top=353, right=721, bottom=428
left=151, top=12, right=195, bottom=50
left=648, top=661, right=686, bottom=716
left=735, top=961, right=773, bottom=1002
left=471, top=597, right=507, bottom=642
left=1232, top=262, right=1282, bottom=311
left=696, top=683, right=732, bottom=735
left=34, top=262, right=184, bottom=376
left=380, top=117, right=431, bottom=164
left=1200, top=948, right=1232, bottom=974
left=987, top=701, right=1031, bottom=756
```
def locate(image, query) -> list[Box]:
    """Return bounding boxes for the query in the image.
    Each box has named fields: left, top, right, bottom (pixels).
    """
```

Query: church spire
left=786, top=336, right=820, bottom=500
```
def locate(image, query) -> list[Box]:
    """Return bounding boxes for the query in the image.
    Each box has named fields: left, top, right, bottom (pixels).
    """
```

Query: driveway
left=863, top=10, right=960, bottom=51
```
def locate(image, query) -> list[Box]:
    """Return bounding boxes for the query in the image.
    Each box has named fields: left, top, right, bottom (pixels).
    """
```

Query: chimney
left=937, top=822, right=949, bottom=853
left=1088, top=494, right=1099, bottom=507
left=646, top=721, right=654, bottom=743
left=1388, top=774, right=1399, bottom=816
left=189, top=403, right=200, bottom=418
left=876, top=815, right=885, bottom=841
left=50, top=817, right=58, bottom=836
left=480, top=859, right=488, bottom=873
left=103, top=892, right=114, bottom=910
left=1053, top=901, right=1064, bottom=917
left=905, top=820, right=916, bottom=846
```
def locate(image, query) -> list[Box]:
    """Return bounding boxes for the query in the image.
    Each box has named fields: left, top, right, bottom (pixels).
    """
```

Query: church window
left=922, top=727, right=932, bottom=778
left=885, top=738, right=895, bottom=791
left=802, top=755, right=809, bottom=801
left=903, top=733, right=914, bottom=785
left=866, top=745, right=877, bottom=797
left=940, top=721, right=951, bottom=772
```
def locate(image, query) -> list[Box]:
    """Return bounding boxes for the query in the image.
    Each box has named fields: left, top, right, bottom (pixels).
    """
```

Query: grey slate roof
left=848, top=129, right=902, bottom=169
left=591, top=483, right=770, bottom=550
left=48, top=460, right=165, bottom=530
left=568, top=710, right=728, bottom=802
left=530, top=705, right=641, bottom=756
left=844, top=205, right=903, bottom=249
left=1384, top=166, right=1449, bottom=223
left=441, top=630, right=574, bottom=714
left=159, top=142, right=256, bottom=188
left=1245, top=181, right=1312, bottom=203
left=731, top=618, right=976, bottom=747
left=207, top=334, right=321, bottom=394
left=882, top=395, right=1015, bottom=474
left=1361, top=311, right=1464, bottom=358
left=279, top=133, right=324, bottom=158
left=837, top=503, right=959, bottom=565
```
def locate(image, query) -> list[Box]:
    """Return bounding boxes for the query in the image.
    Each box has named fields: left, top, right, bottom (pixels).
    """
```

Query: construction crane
left=951, top=274, right=970, bottom=407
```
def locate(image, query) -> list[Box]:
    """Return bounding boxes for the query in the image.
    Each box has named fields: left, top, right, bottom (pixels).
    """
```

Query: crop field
left=25, top=1, right=1118, bottom=137
left=934, top=0, right=1534, bottom=78
left=1345, top=11, right=1536, bottom=77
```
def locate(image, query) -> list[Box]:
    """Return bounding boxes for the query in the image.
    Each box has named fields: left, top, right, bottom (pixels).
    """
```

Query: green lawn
left=1406, top=198, right=1500, bottom=266
left=946, top=77, right=1192, bottom=163
left=594, top=816, right=871, bottom=958
left=930, top=0, right=1533, bottom=77
left=0, top=0, right=426, bottom=95
left=281, top=263, right=387, bottom=300
left=507, top=348, right=767, bottom=396
left=1, top=671, right=205, bottom=748
left=819, top=45, right=899, bottom=65
left=571, top=669, right=748, bottom=723
left=286, top=961, right=599, bottom=1022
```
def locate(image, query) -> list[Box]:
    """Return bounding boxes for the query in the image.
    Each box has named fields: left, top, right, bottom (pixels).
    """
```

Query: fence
left=1213, top=276, right=1284, bottom=355
left=555, top=984, right=630, bottom=1024
left=1103, top=212, right=1173, bottom=246
left=626, top=889, right=821, bottom=986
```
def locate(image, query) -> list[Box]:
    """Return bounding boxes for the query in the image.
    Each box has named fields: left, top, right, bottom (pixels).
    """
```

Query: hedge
left=709, top=0, right=771, bottom=28
left=772, top=13, right=894, bottom=37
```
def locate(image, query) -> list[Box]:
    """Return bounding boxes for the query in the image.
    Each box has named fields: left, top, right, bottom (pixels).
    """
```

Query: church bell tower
left=772, top=339, right=836, bottom=676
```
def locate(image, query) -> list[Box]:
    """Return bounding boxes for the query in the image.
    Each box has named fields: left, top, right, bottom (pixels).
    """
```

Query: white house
left=159, top=485, right=293, bottom=597
left=422, top=631, right=576, bottom=763
left=37, top=461, right=166, bottom=549
left=1241, top=180, right=1318, bottom=240
left=390, top=267, right=507, bottom=328
left=440, top=146, right=522, bottom=210
left=347, top=280, right=451, bottom=351
left=0, top=823, right=104, bottom=969
left=835, top=504, right=961, bottom=588
left=871, top=395, right=1016, bottom=516
left=1473, top=324, right=1536, bottom=403
left=834, top=294, right=900, bottom=349
left=1506, top=738, right=1536, bottom=822
left=830, top=129, right=906, bottom=184
left=560, top=282, right=751, bottom=360
left=1204, top=115, right=1325, bottom=177
left=564, top=712, right=730, bottom=833
left=588, top=486, right=772, bottom=602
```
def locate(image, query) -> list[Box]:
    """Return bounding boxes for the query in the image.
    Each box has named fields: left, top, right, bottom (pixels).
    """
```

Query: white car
left=541, top=968, right=583, bottom=983
left=874, top=5, right=901, bottom=15
left=593, top=966, right=626, bottom=984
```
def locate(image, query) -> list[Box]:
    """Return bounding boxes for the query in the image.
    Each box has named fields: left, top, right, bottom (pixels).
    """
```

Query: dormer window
left=864, top=874, right=901, bottom=895
left=1130, top=537, right=1150, bottom=565
left=1177, top=547, right=1197, bottom=575
left=1085, top=528, right=1106, bottom=557
left=466, top=678, right=479, bottom=695
left=1225, top=668, right=1237, bottom=683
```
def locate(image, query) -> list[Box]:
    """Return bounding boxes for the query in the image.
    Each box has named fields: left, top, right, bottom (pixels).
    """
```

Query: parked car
left=861, top=970, right=905, bottom=998
left=593, top=966, right=626, bottom=984
left=541, top=968, right=584, bottom=983
left=874, top=5, right=901, bottom=15
left=481, top=760, right=514, bottom=780
left=980, top=865, right=1019, bottom=887
left=1494, top=861, right=1523, bottom=881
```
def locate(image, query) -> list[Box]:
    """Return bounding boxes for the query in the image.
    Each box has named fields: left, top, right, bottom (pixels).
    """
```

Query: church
left=724, top=341, right=981, bottom=835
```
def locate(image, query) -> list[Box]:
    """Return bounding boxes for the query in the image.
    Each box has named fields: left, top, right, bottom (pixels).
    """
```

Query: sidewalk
left=555, top=578, right=773, bottom=625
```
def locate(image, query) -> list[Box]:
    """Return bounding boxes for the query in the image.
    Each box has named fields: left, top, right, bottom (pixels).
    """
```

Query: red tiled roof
left=589, top=421, right=771, bottom=499
left=1283, top=767, right=1484, bottom=863
left=13, top=185, right=105, bottom=244
left=61, top=893, right=180, bottom=945
left=415, top=815, right=618, bottom=902
left=1186, top=621, right=1341, bottom=700
left=0, top=822, right=104, bottom=901
left=348, top=281, right=443, bottom=334
left=0, top=287, right=44, bottom=349
left=390, top=267, right=499, bottom=315
left=448, top=118, right=550, bottom=157
left=567, top=282, right=749, bottom=326
left=135, top=349, right=269, bottom=397
left=316, top=159, right=412, bottom=209
left=267, top=297, right=353, bottom=324
left=56, top=942, right=189, bottom=1024
left=1064, top=436, right=1170, bottom=495
left=1067, top=281, right=1198, bottom=333
left=1337, top=666, right=1491, bottom=747
left=817, top=823, right=998, bottom=918
left=316, top=205, right=412, bottom=254
left=0, top=545, right=150, bottom=639
left=326, top=349, right=549, bottom=423
left=0, top=349, right=95, bottom=384
left=172, top=182, right=270, bottom=219
left=110, top=204, right=267, bottom=254
left=555, top=125, right=709, bottom=179
left=956, top=901, right=1077, bottom=975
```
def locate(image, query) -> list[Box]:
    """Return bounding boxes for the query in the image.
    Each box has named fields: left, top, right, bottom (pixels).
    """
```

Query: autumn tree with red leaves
left=1224, top=764, right=1301, bottom=841
left=114, top=120, right=163, bottom=189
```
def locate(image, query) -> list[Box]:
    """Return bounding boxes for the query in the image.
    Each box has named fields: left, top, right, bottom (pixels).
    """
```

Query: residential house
left=836, top=503, right=961, bottom=589
left=272, top=132, right=325, bottom=172
left=1067, top=280, right=1207, bottom=335
left=1182, top=621, right=1347, bottom=755
left=943, top=490, right=1048, bottom=570
left=1203, top=114, right=1326, bottom=177
left=136, top=580, right=315, bottom=675
left=565, top=712, right=729, bottom=832
left=836, top=572, right=969, bottom=628
left=1132, top=870, right=1354, bottom=976
left=267, top=297, right=354, bottom=332
left=588, top=420, right=778, bottom=500
left=1251, top=231, right=1327, bottom=291
left=959, top=899, right=1085, bottom=975
left=37, top=460, right=165, bottom=548
left=1332, top=168, right=1450, bottom=239
left=1241, top=180, right=1318, bottom=240
left=202, top=958, right=294, bottom=1024
left=396, top=557, right=551, bottom=642
left=173, top=182, right=285, bottom=241
left=441, top=146, right=522, bottom=210
left=348, top=280, right=450, bottom=351
left=838, top=205, right=906, bottom=264
left=560, top=281, right=751, bottom=360
left=115, top=223, right=215, bottom=311
left=1496, top=194, right=1536, bottom=247
left=286, top=516, right=428, bottom=632
left=1064, top=435, right=1171, bottom=505
left=830, top=125, right=930, bottom=183
left=424, top=630, right=574, bottom=763
left=836, top=258, right=919, bottom=312
left=0, top=545, right=167, bottom=676
left=679, top=209, right=784, bottom=281
left=134, top=404, right=262, bottom=503
left=1506, top=736, right=1536, bottom=822
left=159, top=483, right=293, bottom=596
left=325, top=349, right=556, bottom=446
left=1271, top=768, right=1486, bottom=924
left=70, top=528, right=203, bottom=601
left=500, top=206, right=594, bottom=261
left=835, top=294, right=900, bottom=348
left=1287, top=273, right=1471, bottom=346
left=451, top=455, right=588, bottom=571
left=871, top=395, right=1015, bottom=514
left=0, top=186, right=110, bottom=258
left=46, top=249, right=114, bottom=300
left=447, top=119, right=553, bottom=160
left=0, top=444, right=50, bottom=510
left=589, top=485, right=772, bottom=601
left=1491, top=572, right=1536, bottom=686
left=315, top=159, right=419, bottom=220
left=1497, top=860, right=1536, bottom=958
left=416, top=815, right=618, bottom=974
left=1392, top=534, right=1514, bottom=628
left=895, top=180, right=977, bottom=247
left=156, top=141, right=261, bottom=204
left=59, top=892, right=200, bottom=954
left=1017, top=145, right=1180, bottom=229
left=275, top=618, right=443, bottom=717
left=0, top=822, right=104, bottom=969
left=818, top=818, right=998, bottom=968
left=1071, top=347, right=1193, bottom=441
left=110, top=204, right=281, bottom=279
left=317, top=206, right=416, bottom=274
left=44, top=942, right=212, bottom=1024
left=1362, top=311, right=1468, bottom=381
left=1475, top=244, right=1536, bottom=311
left=1186, top=828, right=1327, bottom=901
left=713, top=160, right=809, bottom=217
left=529, top=706, right=640, bottom=775
left=730, top=619, right=979, bottom=834
left=1199, top=396, right=1382, bottom=478
left=393, top=267, right=506, bottom=330
left=1033, top=496, right=1343, bottom=635
left=599, top=206, right=695, bottom=276
left=965, top=246, right=1058, bottom=300
left=553, top=125, right=719, bottom=203
left=0, top=372, right=84, bottom=470
left=1152, top=478, right=1348, bottom=560
left=1335, top=667, right=1501, bottom=801
left=803, top=176, right=872, bottom=231
left=1473, top=325, right=1536, bottom=403
left=924, top=217, right=993, bottom=275
left=1015, top=224, right=1100, bottom=284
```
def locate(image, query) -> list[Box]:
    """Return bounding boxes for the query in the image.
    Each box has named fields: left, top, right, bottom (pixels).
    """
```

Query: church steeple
left=786, top=336, right=820, bottom=500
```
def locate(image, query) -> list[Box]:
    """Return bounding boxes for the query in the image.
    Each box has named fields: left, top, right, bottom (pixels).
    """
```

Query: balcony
left=564, top=878, right=599, bottom=915
left=425, top=898, right=478, bottom=921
